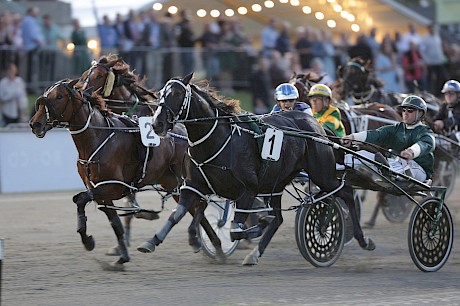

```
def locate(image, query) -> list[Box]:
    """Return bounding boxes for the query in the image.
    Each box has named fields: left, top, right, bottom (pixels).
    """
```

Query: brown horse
left=78, top=55, right=163, bottom=250
left=29, top=79, right=226, bottom=269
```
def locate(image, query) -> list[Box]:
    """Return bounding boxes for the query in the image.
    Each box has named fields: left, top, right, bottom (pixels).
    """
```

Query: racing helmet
left=441, top=80, right=460, bottom=93
left=308, top=84, right=332, bottom=99
left=274, top=83, right=299, bottom=101
left=400, top=95, right=427, bottom=113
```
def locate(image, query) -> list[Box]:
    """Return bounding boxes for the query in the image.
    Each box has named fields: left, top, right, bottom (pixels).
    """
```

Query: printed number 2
left=145, top=122, right=155, bottom=139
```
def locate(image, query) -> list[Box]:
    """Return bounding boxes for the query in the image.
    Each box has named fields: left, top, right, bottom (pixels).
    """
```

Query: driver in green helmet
left=342, top=95, right=435, bottom=182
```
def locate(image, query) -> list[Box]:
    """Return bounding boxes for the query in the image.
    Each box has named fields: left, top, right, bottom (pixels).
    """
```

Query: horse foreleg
left=137, top=189, right=199, bottom=253
left=99, top=206, right=130, bottom=266
left=340, top=186, right=375, bottom=251
left=242, top=196, right=282, bottom=266
left=73, top=190, right=95, bottom=251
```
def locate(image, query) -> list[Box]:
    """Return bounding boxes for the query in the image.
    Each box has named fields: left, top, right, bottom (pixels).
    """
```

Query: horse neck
left=184, top=93, right=230, bottom=152
left=69, top=100, right=111, bottom=155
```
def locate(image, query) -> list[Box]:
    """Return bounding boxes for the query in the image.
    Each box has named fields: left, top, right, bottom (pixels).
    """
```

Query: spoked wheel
left=295, top=198, right=345, bottom=267
left=198, top=198, right=239, bottom=258
left=382, top=194, right=412, bottom=223
left=408, top=196, right=454, bottom=272
left=432, top=160, right=457, bottom=199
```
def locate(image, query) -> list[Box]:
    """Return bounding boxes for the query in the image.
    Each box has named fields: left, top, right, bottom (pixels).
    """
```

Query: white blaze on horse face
left=153, top=84, right=171, bottom=123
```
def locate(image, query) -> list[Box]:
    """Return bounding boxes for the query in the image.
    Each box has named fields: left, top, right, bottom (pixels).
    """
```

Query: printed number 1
left=268, top=134, right=275, bottom=155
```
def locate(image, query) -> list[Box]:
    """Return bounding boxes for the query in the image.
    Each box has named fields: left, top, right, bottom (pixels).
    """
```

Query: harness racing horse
left=137, top=73, right=375, bottom=265
left=79, top=55, right=163, bottom=251
left=29, top=79, right=226, bottom=269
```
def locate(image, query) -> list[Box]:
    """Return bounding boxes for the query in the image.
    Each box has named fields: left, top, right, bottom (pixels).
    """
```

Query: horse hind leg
left=137, top=189, right=199, bottom=253
left=243, top=196, right=282, bottom=266
left=187, top=199, right=206, bottom=253
left=99, top=205, right=130, bottom=268
left=73, top=190, right=95, bottom=251
left=338, top=186, right=375, bottom=251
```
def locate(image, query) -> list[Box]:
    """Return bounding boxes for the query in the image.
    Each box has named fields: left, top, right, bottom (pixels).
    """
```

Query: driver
left=270, top=83, right=312, bottom=116
left=308, top=84, right=345, bottom=137
left=341, top=95, right=435, bottom=182
left=433, top=79, right=460, bottom=142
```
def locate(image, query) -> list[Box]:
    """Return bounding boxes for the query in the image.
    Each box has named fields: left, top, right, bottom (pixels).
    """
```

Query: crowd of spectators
left=2, top=5, right=460, bottom=120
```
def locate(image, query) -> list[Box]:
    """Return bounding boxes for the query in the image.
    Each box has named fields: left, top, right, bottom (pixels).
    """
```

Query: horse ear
left=183, top=72, right=194, bottom=85
left=290, top=71, right=296, bottom=81
left=337, top=65, right=344, bottom=79
left=69, top=79, right=79, bottom=88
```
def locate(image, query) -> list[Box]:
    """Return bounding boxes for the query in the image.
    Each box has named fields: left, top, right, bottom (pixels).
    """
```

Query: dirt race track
left=1, top=183, right=460, bottom=306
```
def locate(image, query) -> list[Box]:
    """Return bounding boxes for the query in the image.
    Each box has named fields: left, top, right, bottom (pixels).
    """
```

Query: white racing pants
left=343, top=150, right=427, bottom=182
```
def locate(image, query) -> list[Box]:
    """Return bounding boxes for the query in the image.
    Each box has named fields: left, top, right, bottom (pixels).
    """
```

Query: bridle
left=35, top=81, right=93, bottom=134
left=156, top=79, right=192, bottom=124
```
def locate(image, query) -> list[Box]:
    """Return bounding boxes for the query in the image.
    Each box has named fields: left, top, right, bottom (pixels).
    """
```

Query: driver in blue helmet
left=270, top=83, right=313, bottom=116
left=433, top=80, right=460, bottom=142
left=342, top=95, right=435, bottom=182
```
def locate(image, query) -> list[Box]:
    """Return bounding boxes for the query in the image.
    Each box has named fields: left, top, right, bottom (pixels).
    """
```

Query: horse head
left=153, top=73, right=194, bottom=136
left=338, top=58, right=372, bottom=99
left=29, top=79, right=82, bottom=138
left=80, top=55, right=157, bottom=115
left=289, top=71, right=323, bottom=103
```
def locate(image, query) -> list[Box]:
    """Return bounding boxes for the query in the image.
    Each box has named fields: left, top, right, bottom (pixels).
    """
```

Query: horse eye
left=57, top=94, right=63, bottom=99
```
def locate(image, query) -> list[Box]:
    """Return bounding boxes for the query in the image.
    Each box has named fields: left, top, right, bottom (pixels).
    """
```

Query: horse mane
left=191, top=79, right=241, bottom=115
left=292, top=71, right=324, bottom=84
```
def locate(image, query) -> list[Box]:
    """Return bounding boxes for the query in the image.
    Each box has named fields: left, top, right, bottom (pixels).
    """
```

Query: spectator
left=160, top=13, right=177, bottom=83
left=400, top=23, right=422, bottom=54
left=260, top=17, right=278, bottom=57
left=334, top=31, right=351, bottom=67
left=319, top=30, right=336, bottom=81
left=141, top=10, right=163, bottom=87
left=274, top=21, right=291, bottom=56
left=366, top=27, right=380, bottom=61
left=198, top=22, right=221, bottom=82
left=0, top=63, right=28, bottom=126
left=348, top=34, right=373, bottom=64
left=70, top=19, right=90, bottom=76
left=97, top=15, right=118, bottom=53
left=401, top=40, right=426, bottom=93
left=21, top=6, right=44, bottom=92
left=41, top=14, right=65, bottom=81
left=374, top=43, right=401, bottom=92
left=310, top=57, right=333, bottom=85
left=177, top=18, right=195, bottom=76
left=250, top=56, right=272, bottom=114
left=294, top=26, right=313, bottom=70
left=421, top=24, right=449, bottom=95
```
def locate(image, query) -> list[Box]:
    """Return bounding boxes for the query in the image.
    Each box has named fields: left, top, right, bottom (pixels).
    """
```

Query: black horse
left=137, top=73, right=375, bottom=265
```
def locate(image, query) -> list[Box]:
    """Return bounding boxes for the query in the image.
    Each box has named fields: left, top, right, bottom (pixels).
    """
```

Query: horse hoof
left=242, top=254, right=259, bottom=266
left=189, top=237, right=201, bottom=253
left=242, top=247, right=260, bottom=265
left=360, top=238, right=376, bottom=251
left=134, top=211, right=159, bottom=221
left=105, top=246, right=120, bottom=256
left=215, top=250, right=226, bottom=264
left=137, top=241, right=155, bottom=253
left=363, top=221, right=375, bottom=229
left=83, top=235, right=95, bottom=251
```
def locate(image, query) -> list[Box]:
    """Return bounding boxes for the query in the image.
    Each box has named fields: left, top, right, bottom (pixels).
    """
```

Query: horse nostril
left=31, top=121, right=41, bottom=129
